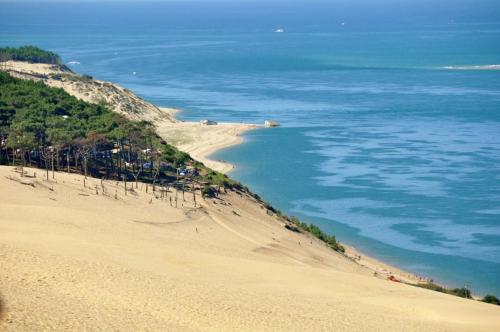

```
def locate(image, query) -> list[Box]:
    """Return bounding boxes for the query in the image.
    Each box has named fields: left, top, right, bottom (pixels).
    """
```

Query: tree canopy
left=0, top=70, right=197, bottom=179
left=0, top=45, right=61, bottom=64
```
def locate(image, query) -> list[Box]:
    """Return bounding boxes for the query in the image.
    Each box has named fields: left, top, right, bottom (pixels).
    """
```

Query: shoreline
left=0, top=60, right=482, bottom=294
left=155, top=107, right=432, bottom=288
left=157, top=107, right=259, bottom=173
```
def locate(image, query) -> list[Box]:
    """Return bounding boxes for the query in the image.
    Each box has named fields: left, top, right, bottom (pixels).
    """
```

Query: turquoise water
left=1, top=1, right=500, bottom=294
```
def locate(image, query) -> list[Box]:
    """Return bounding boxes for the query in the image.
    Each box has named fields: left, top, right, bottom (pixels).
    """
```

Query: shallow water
left=1, top=1, right=499, bottom=294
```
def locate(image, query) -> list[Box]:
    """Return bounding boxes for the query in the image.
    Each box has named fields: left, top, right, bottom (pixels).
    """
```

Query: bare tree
left=6, top=127, right=36, bottom=177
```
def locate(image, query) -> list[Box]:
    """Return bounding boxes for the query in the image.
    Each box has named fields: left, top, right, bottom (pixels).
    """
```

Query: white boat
left=275, top=28, right=284, bottom=33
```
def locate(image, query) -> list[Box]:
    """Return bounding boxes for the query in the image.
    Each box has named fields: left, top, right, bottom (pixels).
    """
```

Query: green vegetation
left=0, top=45, right=61, bottom=64
left=0, top=70, right=216, bottom=185
left=415, top=282, right=471, bottom=298
left=415, top=284, right=473, bottom=298
left=482, top=294, right=500, bottom=305
left=242, top=191, right=344, bottom=253
left=413, top=283, right=499, bottom=305
left=206, top=170, right=237, bottom=189
left=201, top=185, right=218, bottom=198
left=282, top=215, right=344, bottom=253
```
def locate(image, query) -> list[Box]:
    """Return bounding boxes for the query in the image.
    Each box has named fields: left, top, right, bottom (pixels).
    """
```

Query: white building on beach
left=264, top=120, right=280, bottom=128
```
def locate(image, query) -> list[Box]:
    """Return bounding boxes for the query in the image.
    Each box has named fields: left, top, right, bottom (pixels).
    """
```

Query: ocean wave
left=442, top=64, right=500, bottom=70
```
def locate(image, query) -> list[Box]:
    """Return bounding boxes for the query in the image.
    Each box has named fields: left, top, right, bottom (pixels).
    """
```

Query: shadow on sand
left=0, top=292, right=4, bottom=321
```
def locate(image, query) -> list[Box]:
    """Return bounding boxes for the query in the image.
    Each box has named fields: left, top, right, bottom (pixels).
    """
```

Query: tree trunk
left=45, top=158, right=49, bottom=181
left=5, top=147, right=10, bottom=165
left=56, top=148, right=60, bottom=170
left=67, top=151, right=70, bottom=173
left=20, top=149, right=25, bottom=177
left=84, top=156, right=88, bottom=179
left=51, top=151, right=55, bottom=179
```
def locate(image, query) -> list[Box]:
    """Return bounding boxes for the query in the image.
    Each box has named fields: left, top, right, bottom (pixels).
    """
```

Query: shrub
left=482, top=294, right=500, bottom=305
left=450, top=287, right=471, bottom=299
left=286, top=215, right=344, bottom=252
left=202, top=185, right=217, bottom=198
left=415, top=283, right=479, bottom=300
left=417, top=282, right=448, bottom=293
left=284, top=224, right=300, bottom=233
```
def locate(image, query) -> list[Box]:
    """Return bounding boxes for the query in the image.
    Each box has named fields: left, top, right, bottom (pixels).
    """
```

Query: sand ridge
left=1, top=61, right=177, bottom=124
left=0, top=166, right=499, bottom=331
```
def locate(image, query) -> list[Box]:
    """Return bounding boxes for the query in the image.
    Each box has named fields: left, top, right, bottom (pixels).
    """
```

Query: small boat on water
left=275, top=28, right=284, bottom=33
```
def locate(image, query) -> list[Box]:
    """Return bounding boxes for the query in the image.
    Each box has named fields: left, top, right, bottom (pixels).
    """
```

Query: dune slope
left=0, top=166, right=499, bottom=331
left=0, top=61, right=176, bottom=123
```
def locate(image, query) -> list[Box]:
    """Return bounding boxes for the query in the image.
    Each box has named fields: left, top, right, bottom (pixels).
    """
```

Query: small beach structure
left=176, top=165, right=198, bottom=177
left=264, top=120, right=280, bottom=128
left=200, top=119, right=218, bottom=125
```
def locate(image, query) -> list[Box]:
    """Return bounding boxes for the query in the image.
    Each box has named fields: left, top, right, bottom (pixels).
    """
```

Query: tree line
left=0, top=45, right=61, bottom=65
left=0, top=70, right=206, bottom=185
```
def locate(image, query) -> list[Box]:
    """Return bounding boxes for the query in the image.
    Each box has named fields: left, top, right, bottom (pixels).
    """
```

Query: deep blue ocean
left=1, top=1, right=500, bottom=295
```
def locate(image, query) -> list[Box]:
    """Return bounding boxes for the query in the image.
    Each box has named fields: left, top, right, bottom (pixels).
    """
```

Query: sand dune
left=1, top=61, right=176, bottom=123
left=0, top=166, right=499, bottom=331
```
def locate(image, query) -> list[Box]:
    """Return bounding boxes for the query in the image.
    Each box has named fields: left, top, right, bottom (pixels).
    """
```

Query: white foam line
left=442, top=64, right=500, bottom=70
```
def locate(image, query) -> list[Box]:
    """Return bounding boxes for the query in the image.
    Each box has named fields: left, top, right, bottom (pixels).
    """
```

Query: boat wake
left=442, top=64, right=500, bottom=70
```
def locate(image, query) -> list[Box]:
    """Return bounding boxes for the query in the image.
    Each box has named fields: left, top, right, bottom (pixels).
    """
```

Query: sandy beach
left=157, top=108, right=258, bottom=173
left=1, top=166, right=499, bottom=331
